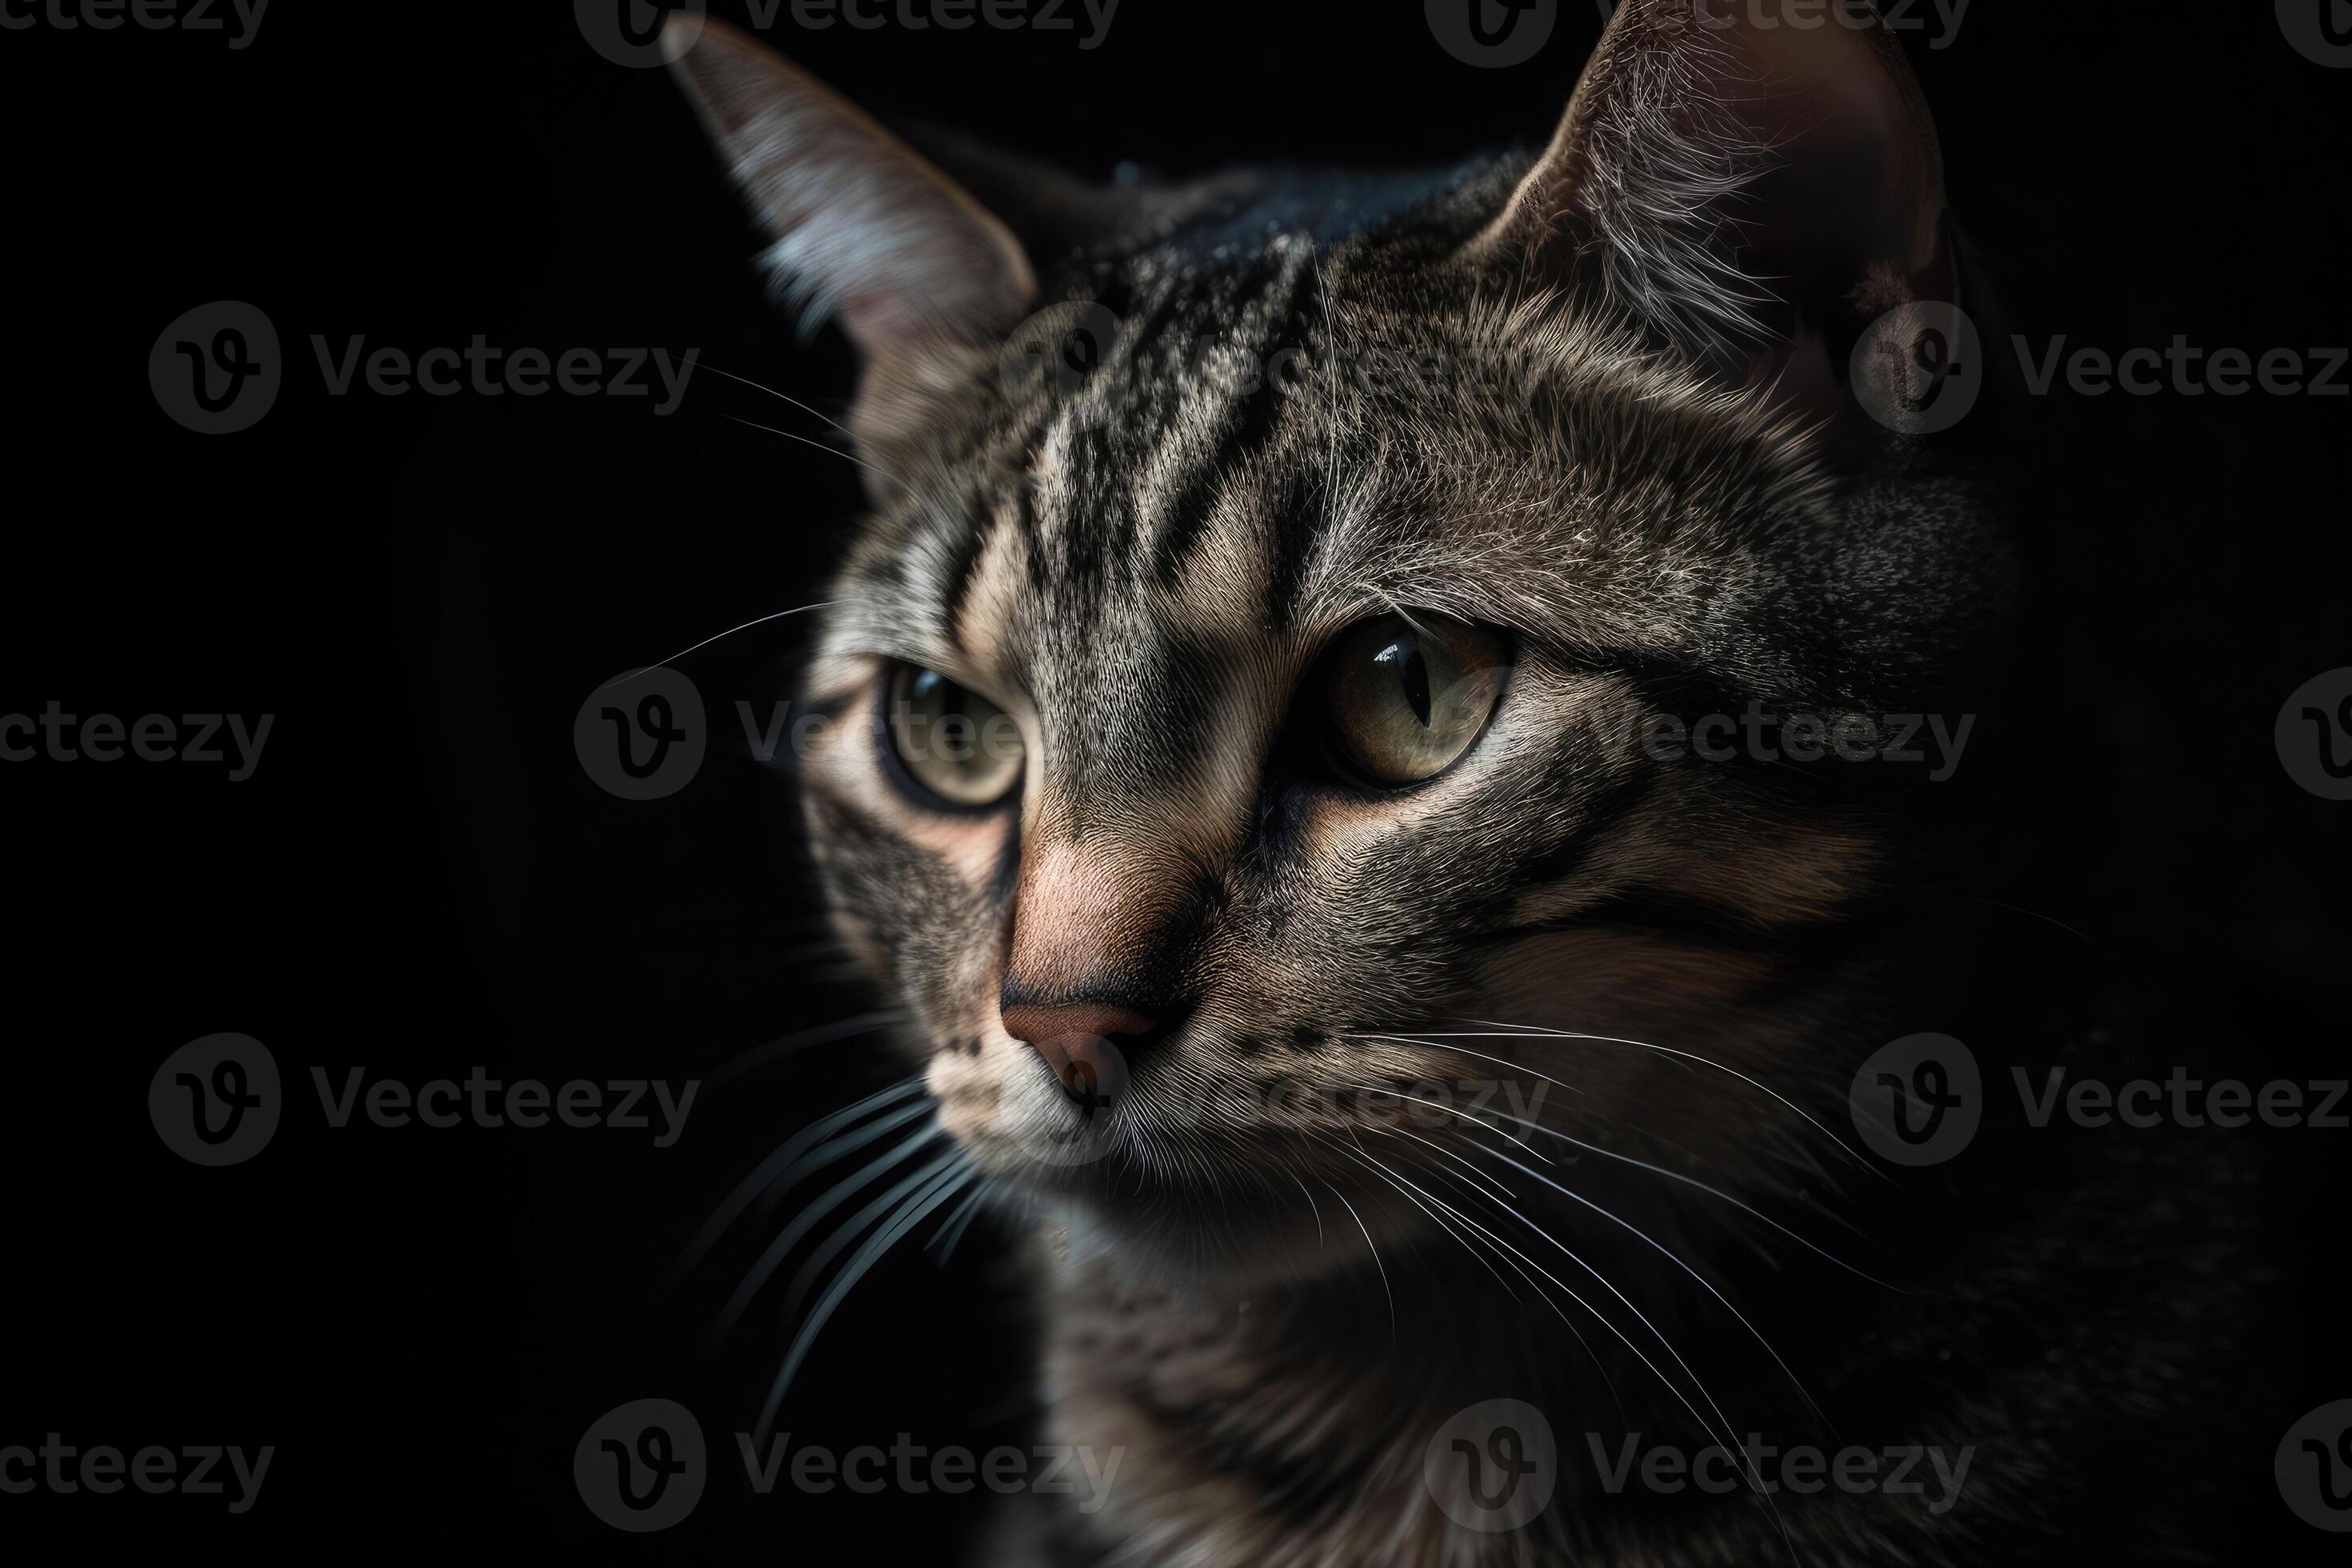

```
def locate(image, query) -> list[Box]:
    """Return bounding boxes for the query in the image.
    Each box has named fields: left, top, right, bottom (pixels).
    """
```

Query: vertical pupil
left=915, top=670, right=972, bottom=726
left=1391, top=638, right=1432, bottom=727
left=914, top=670, right=974, bottom=768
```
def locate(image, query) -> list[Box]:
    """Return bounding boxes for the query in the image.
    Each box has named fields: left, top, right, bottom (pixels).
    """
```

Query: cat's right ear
left=1462, top=0, right=1954, bottom=426
left=663, top=18, right=1037, bottom=365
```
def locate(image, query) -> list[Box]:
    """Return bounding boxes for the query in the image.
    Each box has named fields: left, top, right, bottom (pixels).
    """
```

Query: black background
left=6, top=0, right=2349, bottom=1560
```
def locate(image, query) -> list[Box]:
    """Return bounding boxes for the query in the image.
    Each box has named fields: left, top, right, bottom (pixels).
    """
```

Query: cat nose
left=999, top=1000, right=1154, bottom=1106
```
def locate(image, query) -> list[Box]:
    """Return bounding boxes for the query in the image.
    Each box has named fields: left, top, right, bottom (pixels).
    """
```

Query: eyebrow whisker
left=722, top=411, right=893, bottom=479
left=698, top=360, right=855, bottom=435
left=602, top=598, right=845, bottom=688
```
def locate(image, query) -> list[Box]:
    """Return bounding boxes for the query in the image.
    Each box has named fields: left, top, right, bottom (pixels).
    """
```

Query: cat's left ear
left=1465, top=0, right=1955, bottom=421
left=663, top=17, right=1036, bottom=363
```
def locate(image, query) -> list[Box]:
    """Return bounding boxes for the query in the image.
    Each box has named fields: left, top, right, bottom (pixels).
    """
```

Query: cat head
left=667, top=1, right=2005, bottom=1286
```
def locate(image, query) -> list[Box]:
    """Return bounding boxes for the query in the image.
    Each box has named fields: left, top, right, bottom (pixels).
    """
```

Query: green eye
left=1322, top=615, right=1508, bottom=786
left=885, top=665, right=1024, bottom=807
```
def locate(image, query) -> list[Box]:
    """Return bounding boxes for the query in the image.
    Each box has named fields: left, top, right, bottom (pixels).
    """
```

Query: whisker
left=1456, top=1099, right=1901, bottom=1291
left=1319, top=1177, right=1394, bottom=1340
left=1330, top=1138, right=1524, bottom=1309
left=1375, top=1026, right=1879, bottom=1177
left=1362, top=1040, right=1890, bottom=1283
left=602, top=597, right=844, bottom=688
left=696, top=361, right=854, bottom=435
left=753, top=1162, right=978, bottom=1445
left=1288, top=1169, right=1325, bottom=1246
left=1345, top=1142, right=1768, bottom=1486
left=1334, top=1135, right=1779, bottom=1530
left=1480, top=1215, right=1786, bottom=1538
left=776, top=1151, right=966, bottom=1324
left=1334, top=1139, right=1624, bottom=1424
left=1973, top=895, right=2091, bottom=943
left=722, top=411, right=891, bottom=478
left=1466, top=1018, right=1858, bottom=1143
left=748, top=1098, right=938, bottom=1228
left=1348, top=1109, right=1522, bottom=1206
left=1331, top=1078, right=1551, bottom=1162
left=699, top=1008, right=906, bottom=1096
left=1460, top=1134, right=1833, bottom=1434
left=670, top=1076, right=924, bottom=1285
left=926, top=1179, right=991, bottom=1258
left=711, top=1127, right=950, bottom=1344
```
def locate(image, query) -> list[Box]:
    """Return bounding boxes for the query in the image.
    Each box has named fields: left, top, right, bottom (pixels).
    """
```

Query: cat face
left=669, top=3, right=2003, bottom=1282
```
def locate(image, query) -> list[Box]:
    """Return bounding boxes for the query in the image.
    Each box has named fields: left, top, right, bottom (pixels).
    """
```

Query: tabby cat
left=662, top=4, right=2240, bottom=1562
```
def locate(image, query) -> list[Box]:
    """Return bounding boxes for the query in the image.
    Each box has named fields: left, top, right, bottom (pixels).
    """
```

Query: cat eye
left=883, top=664, right=1025, bottom=808
left=1319, top=615, right=1509, bottom=788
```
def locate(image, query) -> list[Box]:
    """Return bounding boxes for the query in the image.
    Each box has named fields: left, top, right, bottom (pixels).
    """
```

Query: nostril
left=1001, top=1002, right=1154, bottom=1050
left=1000, top=1001, right=1155, bottom=1106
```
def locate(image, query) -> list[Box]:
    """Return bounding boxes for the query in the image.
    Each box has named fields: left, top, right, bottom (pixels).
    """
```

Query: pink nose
left=999, top=1001, right=1154, bottom=1104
